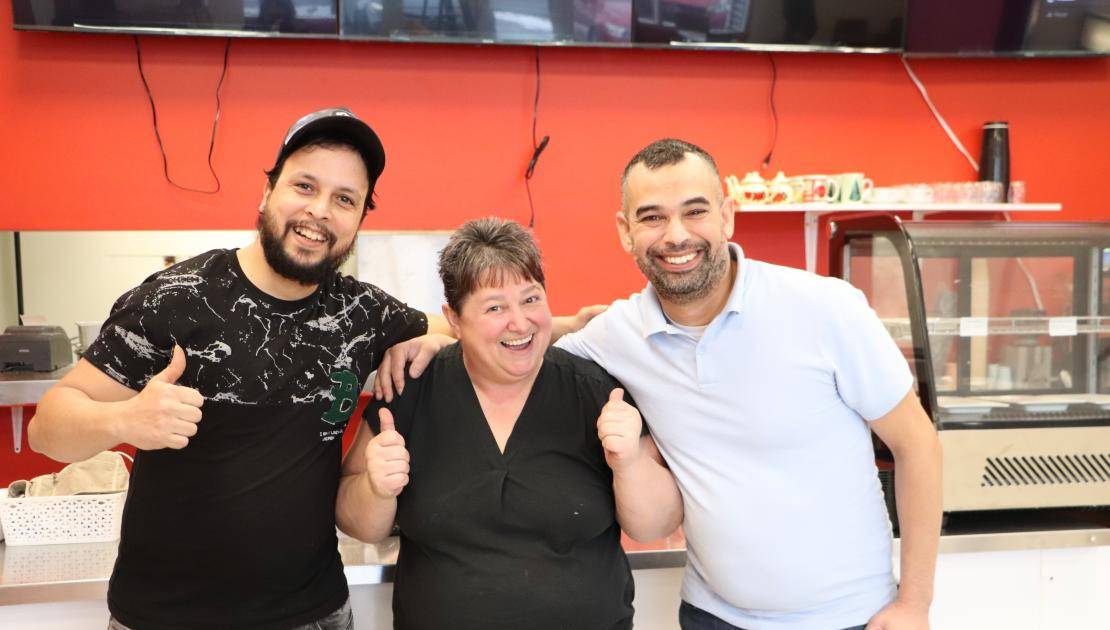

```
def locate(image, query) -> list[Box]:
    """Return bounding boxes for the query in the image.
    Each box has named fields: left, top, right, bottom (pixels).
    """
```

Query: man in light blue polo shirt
left=373, top=139, right=942, bottom=630
left=553, top=139, right=942, bottom=630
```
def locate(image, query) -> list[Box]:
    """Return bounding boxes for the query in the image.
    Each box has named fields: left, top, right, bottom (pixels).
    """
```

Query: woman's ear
left=442, top=303, right=461, bottom=337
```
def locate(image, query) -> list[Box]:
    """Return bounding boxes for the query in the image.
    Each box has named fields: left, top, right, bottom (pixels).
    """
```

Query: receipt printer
left=0, top=326, right=74, bottom=371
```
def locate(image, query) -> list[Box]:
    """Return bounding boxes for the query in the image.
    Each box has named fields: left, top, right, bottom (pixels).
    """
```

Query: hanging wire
left=902, top=56, right=1042, bottom=309
left=134, top=36, right=230, bottom=194
left=524, top=46, right=549, bottom=228
left=761, top=53, right=778, bottom=171
left=900, top=55, right=979, bottom=172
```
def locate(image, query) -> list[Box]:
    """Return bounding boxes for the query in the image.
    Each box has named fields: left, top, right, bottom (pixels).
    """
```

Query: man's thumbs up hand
left=597, top=388, right=643, bottom=473
left=119, top=345, right=204, bottom=451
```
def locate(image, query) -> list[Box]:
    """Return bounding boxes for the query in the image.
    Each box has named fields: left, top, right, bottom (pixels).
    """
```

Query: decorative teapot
left=735, top=171, right=769, bottom=204
left=767, top=172, right=795, bottom=204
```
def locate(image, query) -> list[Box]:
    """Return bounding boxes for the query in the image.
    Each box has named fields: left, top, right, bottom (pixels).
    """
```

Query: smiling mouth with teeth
left=500, top=334, right=534, bottom=348
left=291, top=225, right=330, bottom=244
left=661, top=252, right=698, bottom=265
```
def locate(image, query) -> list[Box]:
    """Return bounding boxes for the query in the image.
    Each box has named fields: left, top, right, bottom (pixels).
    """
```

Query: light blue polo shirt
left=556, top=243, right=912, bottom=630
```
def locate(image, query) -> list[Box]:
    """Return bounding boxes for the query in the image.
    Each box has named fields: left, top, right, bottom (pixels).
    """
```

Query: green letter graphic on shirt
left=321, top=370, right=358, bottom=425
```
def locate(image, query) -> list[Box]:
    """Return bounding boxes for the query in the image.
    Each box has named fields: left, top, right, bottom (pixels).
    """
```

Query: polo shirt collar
left=639, top=242, right=747, bottom=338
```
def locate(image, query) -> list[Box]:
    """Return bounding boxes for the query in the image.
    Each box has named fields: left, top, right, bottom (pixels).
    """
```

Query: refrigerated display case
left=829, top=216, right=1110, bottom=514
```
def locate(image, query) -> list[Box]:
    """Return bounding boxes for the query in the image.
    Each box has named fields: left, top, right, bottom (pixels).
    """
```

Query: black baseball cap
left=273, top=107, right=386, bottom=198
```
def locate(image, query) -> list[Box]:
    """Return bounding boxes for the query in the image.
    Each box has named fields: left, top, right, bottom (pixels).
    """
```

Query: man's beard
left=635, top=238, right=729, bottom=305
left=257, top=208, right=354, bottom=287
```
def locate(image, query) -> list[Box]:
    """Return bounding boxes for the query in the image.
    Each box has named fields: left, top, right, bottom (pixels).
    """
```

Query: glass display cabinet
left=829, top=216, right=1110, bottom=515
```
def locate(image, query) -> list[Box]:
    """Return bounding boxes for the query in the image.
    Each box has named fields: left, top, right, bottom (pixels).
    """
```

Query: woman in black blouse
left=336, top=217, right=682, bottom=630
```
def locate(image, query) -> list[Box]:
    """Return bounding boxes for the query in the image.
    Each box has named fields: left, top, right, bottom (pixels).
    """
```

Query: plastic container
left=0, top=491, right=126, bottom=546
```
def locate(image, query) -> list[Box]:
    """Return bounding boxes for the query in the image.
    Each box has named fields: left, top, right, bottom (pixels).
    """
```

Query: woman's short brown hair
left=438, top=217, right=545, bottom=312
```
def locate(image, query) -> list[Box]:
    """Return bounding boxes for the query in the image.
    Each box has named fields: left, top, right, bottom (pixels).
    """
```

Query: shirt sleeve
left=553, top=310, right=610, bottom=364
left=367, top=285, right=429, bottom=370
left=362, top=372, right=421, bottom=438
left=574, top=362, right=648, bottom=438
left=823, top=282, right=915, bottom=422
left=82, top=281, right=183, bottom=391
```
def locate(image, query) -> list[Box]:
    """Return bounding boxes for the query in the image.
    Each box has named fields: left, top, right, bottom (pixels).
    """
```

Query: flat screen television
left=905, top=0, right=1110, bottom=57
left=631, top=0, right=904, bottom=52
left=11, top=0, right=338, bottom=37
left=11, top=0, right=1110, bottom=57
left=338, top=1, right=903, bottom=51
left=340, top=0, right=633, bottom=44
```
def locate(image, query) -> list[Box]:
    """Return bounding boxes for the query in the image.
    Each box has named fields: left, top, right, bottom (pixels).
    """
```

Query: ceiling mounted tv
left=905, top=0, right=1110, bottom=57
left=632, top=0, right=904, bottom=53
left=340, top=0, right=633, bottom=44
left=12, top=0, right=904, bottom=53
left=11, top=0, right=338, bottom=37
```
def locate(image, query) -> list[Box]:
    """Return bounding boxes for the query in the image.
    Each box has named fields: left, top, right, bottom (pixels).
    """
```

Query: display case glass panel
left=835, top=219, right=1110, bottom=429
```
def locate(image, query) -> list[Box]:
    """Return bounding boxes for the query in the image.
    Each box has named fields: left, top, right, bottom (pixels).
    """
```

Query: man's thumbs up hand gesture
left=366, top=408, right=410, bottom=499
left=597, top=388, right=643, bottom=473
left=120, top=345, right=204, bottom=451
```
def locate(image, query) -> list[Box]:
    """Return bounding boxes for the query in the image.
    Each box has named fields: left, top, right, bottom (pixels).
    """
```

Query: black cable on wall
left=761, top=53, right=779, bottom=171
left=524, top=46, right=550, bottom=228
left=133, top=36, right=231, bottom=195
left=13, top=232, right=23, bottom=319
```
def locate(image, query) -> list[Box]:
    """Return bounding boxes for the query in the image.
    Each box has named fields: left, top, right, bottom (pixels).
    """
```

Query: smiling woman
left=336, top=216, right=683, bottom=630
left=439, top=218, right=552, bottom=392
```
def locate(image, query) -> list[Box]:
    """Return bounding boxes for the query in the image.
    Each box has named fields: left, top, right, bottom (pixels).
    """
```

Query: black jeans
left=108, top=598, right=353, bottom=630
left=679, top=600, right=866, bottom=630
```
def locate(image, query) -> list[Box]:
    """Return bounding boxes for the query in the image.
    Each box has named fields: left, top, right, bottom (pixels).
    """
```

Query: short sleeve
left=824, top=283, right=914, bottom=421
left=366, top=285, right=429, bottom=371
left=362, top=372, right=422, bottom=438
left=570, top=358, right=648, bottom=437
left=82, top=282, right=181, bottom=391
left=554, top=325, right=603, bottom=364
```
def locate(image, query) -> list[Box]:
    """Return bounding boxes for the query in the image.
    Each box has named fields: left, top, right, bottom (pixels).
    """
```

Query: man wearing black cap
left=28, top=107, right=453, bottom=630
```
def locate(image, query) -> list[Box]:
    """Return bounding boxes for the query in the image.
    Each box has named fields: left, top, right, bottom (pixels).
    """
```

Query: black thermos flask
left=979, top=121, right=1010, bottom=198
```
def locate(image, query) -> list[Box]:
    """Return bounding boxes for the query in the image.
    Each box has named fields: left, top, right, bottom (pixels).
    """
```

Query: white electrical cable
left=902, top=58, right=1045, bottom=312
left=900, top=56, right=980, bottom=173
left=1002, top=211, right=1046, bottom=312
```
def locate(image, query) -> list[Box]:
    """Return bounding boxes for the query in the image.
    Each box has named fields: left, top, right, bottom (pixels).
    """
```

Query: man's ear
left=259, top=181, right=273, bottom=213
left=721, top=195, right=737, bottom=240
left=615, top=209, right=634, bottom=254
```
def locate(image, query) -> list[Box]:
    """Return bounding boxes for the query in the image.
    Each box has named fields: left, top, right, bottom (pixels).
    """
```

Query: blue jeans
left=108, top=598, right=353, bottom=630
left=679, top=601, right=866, bottom=630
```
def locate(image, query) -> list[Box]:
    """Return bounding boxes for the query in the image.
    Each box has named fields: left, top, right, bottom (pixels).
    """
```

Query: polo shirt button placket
left=695, top=342, right=708, bottom=386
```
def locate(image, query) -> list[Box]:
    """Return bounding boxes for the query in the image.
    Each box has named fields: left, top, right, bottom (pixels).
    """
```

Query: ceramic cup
left=790, top=175, right=839, bottom=203
left=836, top=173, right=874, bottom=203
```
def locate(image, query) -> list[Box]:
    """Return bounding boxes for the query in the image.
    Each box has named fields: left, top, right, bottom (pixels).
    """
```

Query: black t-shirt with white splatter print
left=84, top=249, right=427, bottom=630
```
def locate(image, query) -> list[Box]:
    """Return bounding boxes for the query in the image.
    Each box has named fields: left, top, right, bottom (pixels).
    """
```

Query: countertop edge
left=2, top=527, right=1108, bottom=606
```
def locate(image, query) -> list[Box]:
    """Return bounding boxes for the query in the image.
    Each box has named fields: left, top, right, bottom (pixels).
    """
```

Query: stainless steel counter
left=1, top=523, right=1107, bottom=607
left=0, top=367, right=71, bottom=406
left=0, top=366, right=71, bottom=453
left=0, top=533, right=687, bottom=606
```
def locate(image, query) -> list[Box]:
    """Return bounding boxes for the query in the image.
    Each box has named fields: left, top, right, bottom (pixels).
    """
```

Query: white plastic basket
left=0, top=491, right=126, bottom=546
left=2, top=539, right=119, bottom=584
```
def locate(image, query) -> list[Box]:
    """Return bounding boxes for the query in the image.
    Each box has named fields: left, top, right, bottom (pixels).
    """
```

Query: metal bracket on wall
left=11, top=406, right=22, bottom=453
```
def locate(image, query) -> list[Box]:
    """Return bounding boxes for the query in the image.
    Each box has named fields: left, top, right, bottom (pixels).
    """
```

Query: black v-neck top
left=366, top=343, right=635, bottom=630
